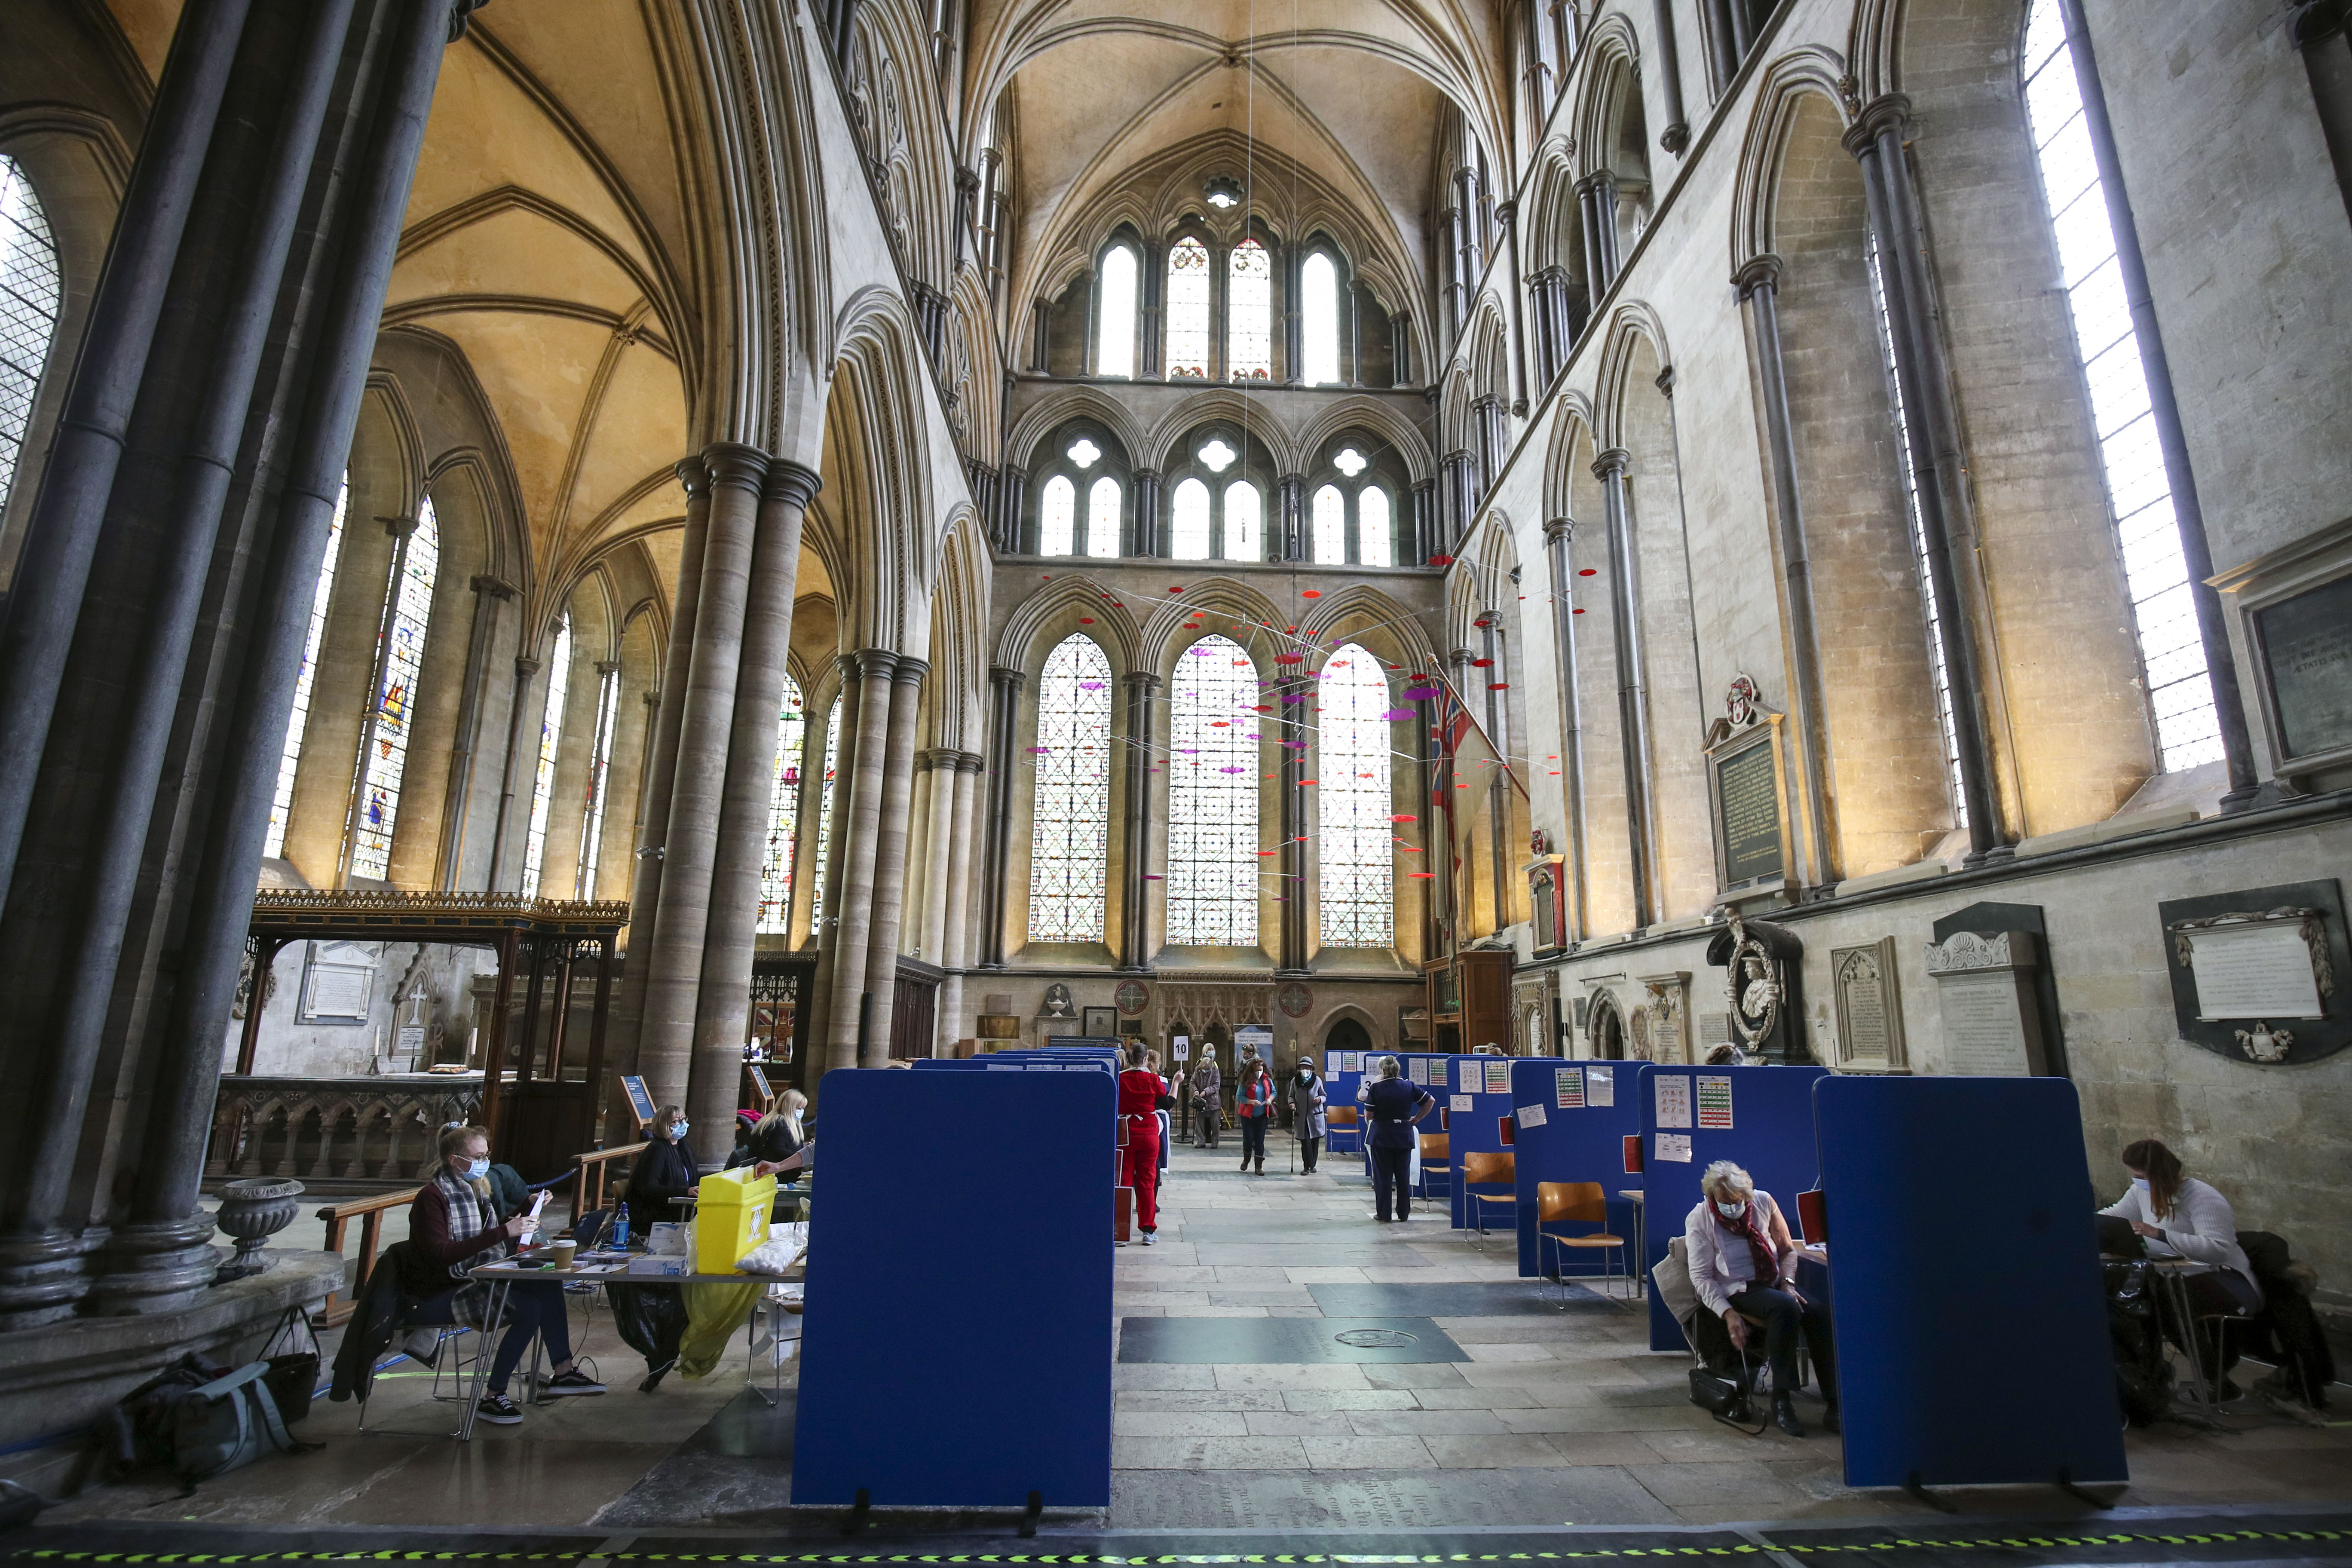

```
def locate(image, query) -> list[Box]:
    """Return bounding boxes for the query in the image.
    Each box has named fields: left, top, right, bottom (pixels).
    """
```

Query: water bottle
left=610, top=1200, right=630, bottom=1251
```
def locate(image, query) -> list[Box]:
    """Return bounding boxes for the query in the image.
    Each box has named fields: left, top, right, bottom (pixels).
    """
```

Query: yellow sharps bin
left=695, top=1166, right=776, bottom=1274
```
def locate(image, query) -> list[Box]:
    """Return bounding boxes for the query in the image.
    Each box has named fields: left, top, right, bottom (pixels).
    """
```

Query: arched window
left=1358, top=485, right=1393, bottom=567
left=1038, top=474, right=1076, bottom=556
left=1086, top=475, right=1122, bottom=557
left=574, top=658, right=622, bottom=897
left=0, top=154, right=61, bottom=518
left=1166, top=236, right=1212, bottom=377
left=1311, top=484, right=1347, bottom=564
left=810, top=697, right=844, bottom=926
left=519, top=608, right=570, bottom=896
left=1301, top=251, right=1341, bottom=386
left=264, top=475, right=347, bottom=858
left=1227, top=237, right=1272, bottom=380
left=2022, top=0, right=2217, bottom=770
left=1095, top=242, right=1137, bottom=378
left=1029, top=636, right=1114, bottom=942
left=1166, top=635, right=1259, bottom=945
left=350, top=499, right=440, bottom=882
left=1222, top=480, right=1262, bottom=561
left=1317, top=644, right=1393, bottom=947
left=756, top=675, right=808, bottom=934
left=1170, top=477, right=1211, bottom=560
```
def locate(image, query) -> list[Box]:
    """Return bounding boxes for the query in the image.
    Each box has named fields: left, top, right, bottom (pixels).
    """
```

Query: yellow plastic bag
left=677, top=1280, right=765, bottom=1378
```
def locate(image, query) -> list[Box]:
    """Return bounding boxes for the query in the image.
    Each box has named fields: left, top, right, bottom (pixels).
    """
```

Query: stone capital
left=514, top=656, right=543, bottom=678
left=956, top=165, right=983, bottom=196
left=956, top=750, right=987, bottom=773
left=674, top=454, right=710, bottom=496
left=1122, top=670, right=1163, bottom=692
left=1544, top=517, right=1576, bottom=546
left=1733, top=253, right=1784, bottom=300
left=377, top=514, right=420, bottom=539
left=763, top=458, right=822, bottom=510
left=917, top=746, right=961, bottom=771
left=1843, top=93, right=1913, bottom=159
left=594, top=659, right=622, bottom=676
left=853, top=646, right=903, bottom=681
left=470, top=573, right=519, bottom=600
left=1654, top=365, right=1676, bottom=398
left=891, top=654, right=931, bottom=686
left=990, top=663, right=1026, bottom=691
left=1130, top=467, right=1161, bottom=482
left=703, top=441, right=772, bottom=493
left=1592, top=447, right=1631, bottom=481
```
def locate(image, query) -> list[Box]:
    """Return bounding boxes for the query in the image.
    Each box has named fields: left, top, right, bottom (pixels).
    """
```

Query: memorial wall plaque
left=1924, top=930, right=2045, bottom=1077
left=1715, top=737, right=1782, bottom=886
left=2157, top=880, right=2348, bottom=1066
left=1830, top=937, right=1906, bottom=1069
left=300, top=941, right=375, bottom=1022
left=2252, top=573, right=2352, bottom=763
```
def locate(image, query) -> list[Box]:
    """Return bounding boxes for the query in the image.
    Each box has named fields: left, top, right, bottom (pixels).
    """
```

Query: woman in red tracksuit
left=1118, top=1043, right=1174, bottom=1245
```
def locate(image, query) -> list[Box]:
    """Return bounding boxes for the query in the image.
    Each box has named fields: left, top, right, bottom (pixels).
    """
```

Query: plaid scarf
left=1712, top=1194, right=1779, bottom=1288
left=429, top=1169, right=509, bottom=1328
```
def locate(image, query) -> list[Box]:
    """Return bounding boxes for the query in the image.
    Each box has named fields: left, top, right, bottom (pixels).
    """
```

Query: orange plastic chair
left=1537, top=1181, right=1629, bottom=1306
left=1461, top=1151, right=1516, bottom=1247
left=1417, top=1131, right=1451, bottom=1204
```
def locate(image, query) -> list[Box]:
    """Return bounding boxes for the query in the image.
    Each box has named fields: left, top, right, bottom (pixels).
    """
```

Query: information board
left=1715, top=736, right=1782, bottom=885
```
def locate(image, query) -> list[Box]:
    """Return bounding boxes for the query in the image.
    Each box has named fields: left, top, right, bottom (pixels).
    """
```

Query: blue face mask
left=464, top=1157, right=490, bottom=1181
left=2132, top=1176, right=2150, bottom=1191
left=1715, top=1199, right=1747, bottom=1220
left=669, top=1122, right=689, bottom=1140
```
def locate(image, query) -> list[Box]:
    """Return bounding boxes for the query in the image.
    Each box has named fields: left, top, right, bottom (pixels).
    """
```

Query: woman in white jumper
left=2101, top=1137, right=2260, bottom=1394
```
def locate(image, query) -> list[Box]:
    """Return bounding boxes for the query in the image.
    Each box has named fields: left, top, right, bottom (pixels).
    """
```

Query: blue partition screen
left=793, top=1069, right=1114, bottom=1505
left=1508, top=1059, right=1639, bottom=1278
left=1637, top=1063, right=1828, bottom=1351
left=1815, top=1075, right=2124, bottom=1488
left=1431, top=1055, right=1520, bottom=1227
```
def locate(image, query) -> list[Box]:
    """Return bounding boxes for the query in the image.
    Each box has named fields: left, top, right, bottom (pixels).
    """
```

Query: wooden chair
left=1416, top=1131, right=1451, bottom=1205
left=1326, top=1104, right=1360, bottom=1155
left=1461, top=1151, right=1516, bottom=1247
left=1536, top=1181, right=1630, bottom=1306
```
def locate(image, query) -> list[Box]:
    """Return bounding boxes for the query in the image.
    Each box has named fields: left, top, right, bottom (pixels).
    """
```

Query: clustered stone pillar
left=1130, top=469, right=1162, bottom=557
left=1845, top=95, right=2003, bottom=862
left=857, top=656, right=930, bottom=1064
left=1653, top=0, right=1691, bottom=154
left=1277, top=475, right=1307, bottom=562
left=1593, top=446, right=1657, bottom=931
left=1277, top=665, right=1310, bottom=975
left=819, top=649, right=903, bottom=1077
left=1734, top=254, right=1836, bottom=891
left=1542, top=519, right=1588, bottom=942
left=1478, top=612, right=1514, bottom=932
left=976, top=665, right=1023, bottom=971
left=934, top=752, right=986, bottom=1047
left=1119, top=673, right=1160, bottom=972
left=1578, top=173, right=1622, bottom=299
left=802, top=654, right=864, bottom=1086
left=0, top=0, right=485, bottom=1328
left=436, top=573, right=518, bottom=887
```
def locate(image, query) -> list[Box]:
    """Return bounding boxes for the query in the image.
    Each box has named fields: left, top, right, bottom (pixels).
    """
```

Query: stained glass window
left=1317, top=644, right=1393, bottom=947
left=810, top=697, right=843, bottom=926
left=1038, top=474, right=1076, bottom=556
left=2022, top=0, right=2217, bottom=770
left=1028, top=636, right=1113, bottom=942
left=1166, top=237, right=1211, bottom=377
left=575, top=660, right=622, bottom=897
left=1222, top=479, right=1262, bottom=561
left=1166, top=635, right=1258, bottom=945
left=0, top=155, right=60, bottom=520
left=1171, top=476, right=1211, bottom=560
left=1087, top=475, right=1122, bottom=557
left=1095, top=243, right=1137, bottom=378
left=1312, top=483, right=1347, bottom=564
left=520, top=610, right=571, bottom=896
left=350, top=501, right=439, bottom=881
left=265, top=476, right=347, bottom=858
left=1301, top=251, right=1341, bottom=385
left=756, top=675, right=808, bottom=934
left=1227, top=238, right=1272, bottom=380
left=1359, top=485, right=1393, bottom=567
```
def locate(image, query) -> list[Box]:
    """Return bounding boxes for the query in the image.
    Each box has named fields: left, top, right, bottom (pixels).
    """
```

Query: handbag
left=1687, top=1362, right=1769, bottom=1433
left=258, top=1305, right=321, bottom=1425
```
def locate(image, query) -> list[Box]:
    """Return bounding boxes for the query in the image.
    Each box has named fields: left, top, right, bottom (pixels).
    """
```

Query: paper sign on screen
left=1516, top=1102, right=1548, bottom=1129
left=1654, top=1074, right=1693, bottom=1129
left=1655, top=1132, right=1694, bottom=1163
left=1586, top=1064, right=1614, bottom=1106
left=1450, top=1094, right=1473, bottom=1112
left=1555, top=1066, right=1584, bottom=1109
left=1696, top=1075, right=1733, bottom=1129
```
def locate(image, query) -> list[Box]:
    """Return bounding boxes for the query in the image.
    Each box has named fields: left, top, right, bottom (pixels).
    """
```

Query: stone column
left=1393, top=312, right=1414, bottom=386
left=1479, top=614, right=1514, bottom=931
left=1277, top=474, right=1307, bottom=562
left=1701, top=0, right=1741, bottom=95
left=802, top=653, right=863, bottom=1102
left=1543, top=519, right=1588, bottom=943
left=1594, top=447, right=1655, bottom=929
left=1735, top=255, right=1835, bottom=890
left=1578, top=173, right=1621, bottom=299
left=1277, top=668, right=1308, bottom=975
left=1410, top=478, right=1436, bottom=565
left=977, top=666, right=1023, bottom=971
left=1139, top=240, right=1165, bottom=380
left=1846, top=96, right=2002, bottom=861
left=436, top=573, right=517, bottom=886
left=822, top=649, right=901, bottom=1076
left=1498, top=200, right=1529, bottom=414
left=684, top=457, right=816, bottom=1167
left=1131, top=469, right=1162, bottom=557
left=858, top=657, right=929, bottom=1063
left=998, top=466, right=1029, bottom=555
left=1119, top=673, right=1160, bottom=971
left=609, top=462, right=711, bottom=1090
left=1653, top=0, right=1692, bottom=154
left=637, top=447, right=764, bottom=1108
left=487, top=652, right=541, bottom=889
left=1415, top=686, right=1450, bottom=955
left=1283, top=242, right=1305, bottom=386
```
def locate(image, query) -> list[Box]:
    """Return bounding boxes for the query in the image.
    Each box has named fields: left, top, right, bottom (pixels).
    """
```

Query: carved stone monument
left=1924, top=929, right=2046, bottom=1076
left=1829, top=937, right=1906, bottom=1070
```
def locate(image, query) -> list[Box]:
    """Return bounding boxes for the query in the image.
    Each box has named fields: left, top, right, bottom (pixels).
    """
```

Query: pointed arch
left=1729, top=49, right=1856, bottom=270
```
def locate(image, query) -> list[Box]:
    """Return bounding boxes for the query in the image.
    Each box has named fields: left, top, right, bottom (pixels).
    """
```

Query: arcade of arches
left=0, top=0, right=2349, bottom=1527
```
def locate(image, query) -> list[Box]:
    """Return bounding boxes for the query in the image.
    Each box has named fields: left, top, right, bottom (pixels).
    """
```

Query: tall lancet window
left=1038, top=474, right=1076, bottom=556
left=1222, top=479, right=1262, bottom=561
left=1094, top=242, right=1137, bottom=378
left=810, top=697, right=844, bottom=926
left=1317, top=643, right=1393, bottom=947
left=1165, top=237, right=1211, bottom=377
left=1086, top=475, right=1122, bottom=557
left=520, top=610, right=570, bottom=896
left=1170, top=476, right=1212, bottom=560
left=756, top=675, right=808, bottom=933
left=1301, top=251, right=1341, bottom=386
left=0, top=154, right=60, bottom=518
left=1311, top=484, right=1347, bottom=564
left=2021, top=0, right=2217, bottom=770
left=1358, top=485, right=1393, bottom=567
left=1028, top=636, right=1114, bottom=942
left=265, top=475, right=347, bottom=858
left=1227, top=238, right=1272, bottom=380
left=575, top=658, right=622, bottom=897
left=1166, top=635, right=1259, bottom=946
left=349, top=499, right=439, bottom=882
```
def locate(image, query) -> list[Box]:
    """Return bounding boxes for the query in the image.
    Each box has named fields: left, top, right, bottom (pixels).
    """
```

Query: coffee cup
left=550, top=1240, right=578, bottom=1269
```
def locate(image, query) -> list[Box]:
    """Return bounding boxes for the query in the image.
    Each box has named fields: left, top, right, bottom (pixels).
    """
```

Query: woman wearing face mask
left=1234, top=1057, right=1275, bottom=1175
left=1682, top=1160, right=1836, bottom=1438
left=398, top=1124, right=604, bottom=1423
left=2100, top=1138, right=2261, bottom=1389
left=629, top=1104, right=701, bottom=1221
left=1287, top=1057, right=1326, bottom=1175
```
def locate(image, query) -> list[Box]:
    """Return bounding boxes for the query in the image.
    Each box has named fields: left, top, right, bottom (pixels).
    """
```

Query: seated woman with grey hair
left=1682, top=1159, right=1838, bottom=1438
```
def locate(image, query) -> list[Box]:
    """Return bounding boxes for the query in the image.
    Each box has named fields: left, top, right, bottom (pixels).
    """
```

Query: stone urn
left=213, top=1176, right=304, bottom=1282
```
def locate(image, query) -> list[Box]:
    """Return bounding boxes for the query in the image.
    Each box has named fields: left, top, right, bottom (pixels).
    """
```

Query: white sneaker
left=1139, top=1231, right=1157, bottom=1246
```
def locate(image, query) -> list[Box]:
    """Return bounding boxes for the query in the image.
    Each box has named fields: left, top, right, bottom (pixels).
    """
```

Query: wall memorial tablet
left=1830, top=937, right=1906, bottom=1070
left=1715, top=737, right=1782, bottom=886
left=2252, top=573, right=2352, bottom=763
left=1924, top=930, right=2046, bottom=1077
left=2156, top=880, right=2349, bottom=1066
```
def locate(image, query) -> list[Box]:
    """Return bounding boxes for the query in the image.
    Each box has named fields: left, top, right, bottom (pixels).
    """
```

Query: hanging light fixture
left=1204, top=175, right=1243, bottom=210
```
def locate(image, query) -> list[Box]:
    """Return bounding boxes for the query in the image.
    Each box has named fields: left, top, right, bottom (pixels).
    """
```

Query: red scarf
left=1712, top=1196, right=1779, bottom=1286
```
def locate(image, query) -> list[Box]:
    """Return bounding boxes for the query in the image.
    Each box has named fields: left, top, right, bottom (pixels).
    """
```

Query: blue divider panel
left=793, top=1069, right=1114, bottom=1506
left=1432, top=1055, right=1519, bottom=1228
left=1815, top=1075, right=2124, bottom=1488
left=1509, top=1059, right=1639, bottom=1278
left=1637, top=1063, right=1828, bottom=1351
left=1322, top=1047, right=1369, bottom=1154
left=1356, top=1053, right=1451, bottom=1179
